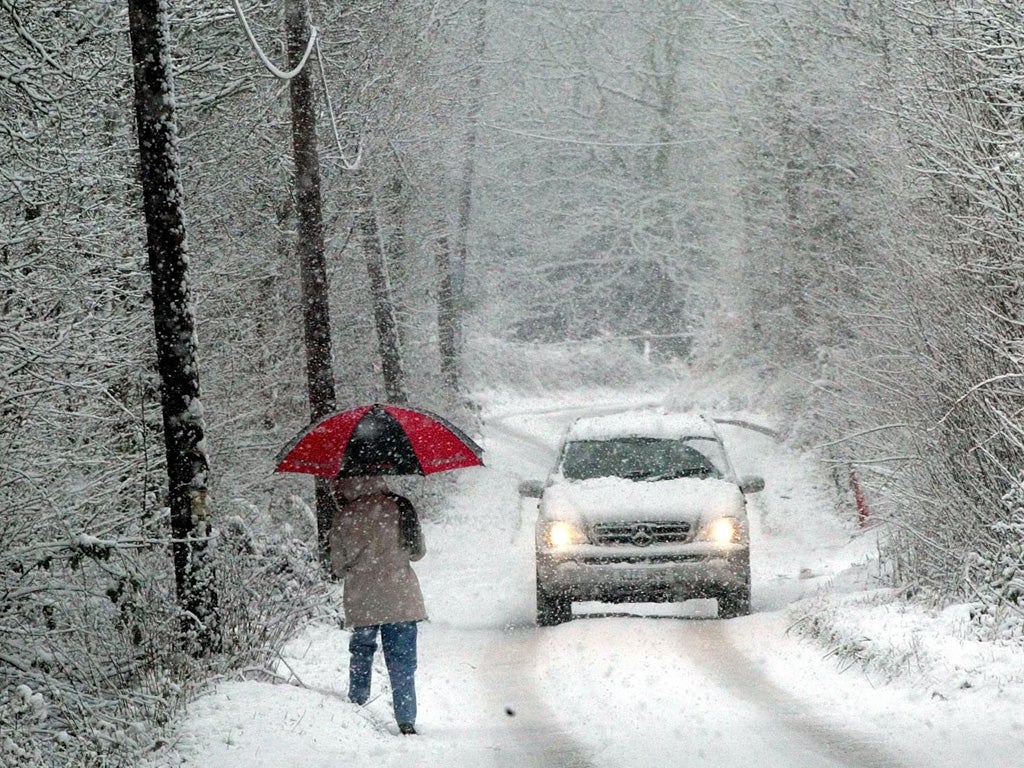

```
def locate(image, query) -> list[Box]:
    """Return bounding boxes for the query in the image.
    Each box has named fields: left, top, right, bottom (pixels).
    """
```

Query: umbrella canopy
left=275, top=403, right=484, bottom=478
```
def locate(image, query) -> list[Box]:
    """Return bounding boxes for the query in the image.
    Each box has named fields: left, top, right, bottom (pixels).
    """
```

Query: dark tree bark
left=358, top=194, right=408, bottom=404
left=127, top=0, right=218, bottom=653
left=285, top=0, right=337, bottom=564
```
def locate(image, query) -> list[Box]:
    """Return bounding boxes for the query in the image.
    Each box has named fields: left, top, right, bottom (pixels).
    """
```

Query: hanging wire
left=231, top=0, right=317, bottom=80
left=232, top=0, right=363, bottom=169
left=314, top=34, right=363, bottom=171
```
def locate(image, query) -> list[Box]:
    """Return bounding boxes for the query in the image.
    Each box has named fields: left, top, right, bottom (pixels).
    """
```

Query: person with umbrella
left=276, top=404, right=484, bottom=736
left=328, top=474, right=426, bottom=735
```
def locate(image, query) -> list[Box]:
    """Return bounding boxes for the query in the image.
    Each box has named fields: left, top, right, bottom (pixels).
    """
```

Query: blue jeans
left=348, top=621, right=418, bottom=725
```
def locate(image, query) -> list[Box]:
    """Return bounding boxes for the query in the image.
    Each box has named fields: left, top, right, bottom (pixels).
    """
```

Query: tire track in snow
left=679, top=621, right=916, bottom=768
left=419, top=623, right=592, bottom=766
left=478, top=626, right=593, bottom=768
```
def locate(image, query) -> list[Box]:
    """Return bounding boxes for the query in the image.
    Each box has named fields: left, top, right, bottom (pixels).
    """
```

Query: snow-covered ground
left=152, top=387, right=1024, bottom=767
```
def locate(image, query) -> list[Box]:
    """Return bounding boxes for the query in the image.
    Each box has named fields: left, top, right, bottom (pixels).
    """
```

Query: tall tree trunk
left=384, top=175, right=413, bottom=388
left=127, top=0, right=218, bottom=653
left=436, top=234, right=458, bottom=393
left=358, top=192, right=408, bottom=403
left=445, top=0, right=488, bottom=395
left=285, top=0, right=336, bottom=563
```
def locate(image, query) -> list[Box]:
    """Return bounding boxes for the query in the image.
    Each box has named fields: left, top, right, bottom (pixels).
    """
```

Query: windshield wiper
left=650, top=467, right=716, bottom=481
left=620, top=470, right=654, bottom=480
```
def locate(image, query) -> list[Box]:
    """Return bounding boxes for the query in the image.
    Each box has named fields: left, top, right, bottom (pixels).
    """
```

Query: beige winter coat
left=328, top=479, right=427, bottom=629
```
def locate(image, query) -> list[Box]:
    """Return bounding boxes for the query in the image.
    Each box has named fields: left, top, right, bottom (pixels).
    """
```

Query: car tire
left=536, top=582, right=571, bottom=626
left=717, top=584, right=751, bottom=619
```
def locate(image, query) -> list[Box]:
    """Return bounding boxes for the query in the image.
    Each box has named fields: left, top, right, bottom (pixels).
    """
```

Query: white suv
left=520, top=411, right=764, bottom=625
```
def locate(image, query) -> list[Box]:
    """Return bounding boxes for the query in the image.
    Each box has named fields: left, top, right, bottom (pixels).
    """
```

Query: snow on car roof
left=566, top=410, right=718, bottom=441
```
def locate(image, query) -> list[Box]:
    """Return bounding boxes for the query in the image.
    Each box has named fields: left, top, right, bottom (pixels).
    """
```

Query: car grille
left=590, top=521, right=692, bottom=547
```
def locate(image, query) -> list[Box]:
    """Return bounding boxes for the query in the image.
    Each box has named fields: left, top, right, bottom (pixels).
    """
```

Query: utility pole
left=285, top=0, right=337, bottom=564
left=127, top=0, right=219, bottom=652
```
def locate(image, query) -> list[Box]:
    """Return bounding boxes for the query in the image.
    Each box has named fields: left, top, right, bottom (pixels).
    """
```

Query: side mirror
left=518, top=479, right=545, bottom=498
left=739, top=475, right=765, bottom=494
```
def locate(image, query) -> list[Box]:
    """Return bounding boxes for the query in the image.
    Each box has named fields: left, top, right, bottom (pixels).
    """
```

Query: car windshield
left=559, top=436, right=728, bottom=482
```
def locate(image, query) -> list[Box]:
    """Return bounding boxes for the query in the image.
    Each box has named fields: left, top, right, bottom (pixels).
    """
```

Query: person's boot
left=398, top=723, right=416, bottom=735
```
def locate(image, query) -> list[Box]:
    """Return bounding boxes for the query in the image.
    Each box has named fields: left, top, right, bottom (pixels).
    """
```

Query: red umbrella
left=274, top=403, right=484, bottom=478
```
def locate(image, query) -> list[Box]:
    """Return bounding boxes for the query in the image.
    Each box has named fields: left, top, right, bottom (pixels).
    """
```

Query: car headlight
left=544, top=521, right=587, bottom=549
left=701, top=517, right=743, bottom=544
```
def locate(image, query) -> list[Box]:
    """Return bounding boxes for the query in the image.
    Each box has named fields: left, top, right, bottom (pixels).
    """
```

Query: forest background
left=5, top=0, right=1024, bottom=764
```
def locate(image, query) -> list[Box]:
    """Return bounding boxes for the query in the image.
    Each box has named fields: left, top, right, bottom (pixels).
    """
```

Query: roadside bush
left=214, top=512, right=332, bottom=667
left=1, top=526, right=191, bottom=766
left=967, top=479, right=1024, bottom=641
left=0, top=503, right=330, bottom=767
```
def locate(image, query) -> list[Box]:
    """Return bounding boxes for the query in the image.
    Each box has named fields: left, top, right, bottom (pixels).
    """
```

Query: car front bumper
left=536, top=544, right=750, bottom=602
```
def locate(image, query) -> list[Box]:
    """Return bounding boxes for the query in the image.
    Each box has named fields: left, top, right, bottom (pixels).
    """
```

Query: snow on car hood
left=540, top=475, right=746, bottom=524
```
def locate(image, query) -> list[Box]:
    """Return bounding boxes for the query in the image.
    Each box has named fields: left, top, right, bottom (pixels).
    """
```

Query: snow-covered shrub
left=213, top=512, right=332, bottom=665
left=0, top=525, right=195, bottom=766
left=967, top=479, right=1024, bottom=641
left=705, top=0, right=1024, bottom=628
left=868, top=2, right=1024, bottom=616
left=789, top=589, right=933, bottom=682
left=0, top=502, right=332, bottom=767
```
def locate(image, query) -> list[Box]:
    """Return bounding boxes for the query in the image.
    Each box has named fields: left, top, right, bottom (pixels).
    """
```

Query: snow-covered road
left=533, top=616, right=901, bottom=768
left=158, top=390, right=1024, bottom=767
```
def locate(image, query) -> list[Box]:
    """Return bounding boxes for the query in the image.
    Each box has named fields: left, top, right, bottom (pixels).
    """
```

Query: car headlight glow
left=705, top=517, right=741, bottom=544
left=546, top=521, right=586, bottom=549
